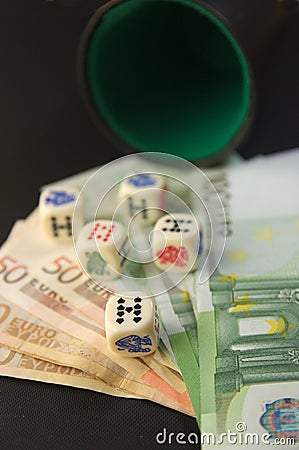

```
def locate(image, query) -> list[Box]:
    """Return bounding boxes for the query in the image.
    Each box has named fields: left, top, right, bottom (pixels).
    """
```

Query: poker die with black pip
left=152, top=213, right=202, bottom=274
left=105, top=292, right=160, bottom=357
left=118, top=173, right=166, bottom=225
left=39, top=187, right=84, bottom=243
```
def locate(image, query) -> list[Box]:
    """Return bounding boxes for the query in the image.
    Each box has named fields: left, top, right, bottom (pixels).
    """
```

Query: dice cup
left=78, top=0, right=295, bottom=164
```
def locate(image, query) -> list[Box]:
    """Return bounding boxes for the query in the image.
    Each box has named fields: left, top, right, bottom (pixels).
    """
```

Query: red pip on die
left=76, top=220, right=130, bottom=280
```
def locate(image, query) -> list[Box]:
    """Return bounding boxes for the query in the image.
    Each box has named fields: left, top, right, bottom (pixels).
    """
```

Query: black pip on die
left=76, top=220, right=130, bottom=280
left=118, top=173, right=166, bottom=225
left=152, top=213, right=202, bottom=273
left=105, top=292, right=160, bottom=357
left=39, top=187, right=83, bottom=243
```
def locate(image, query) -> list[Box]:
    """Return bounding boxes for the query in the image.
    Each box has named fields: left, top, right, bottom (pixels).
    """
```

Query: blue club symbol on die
left=45, top=191, right=76, bottom=206
left=128, top=174, right=156, bottom=187
left=116, top=335, right=152, bottom=353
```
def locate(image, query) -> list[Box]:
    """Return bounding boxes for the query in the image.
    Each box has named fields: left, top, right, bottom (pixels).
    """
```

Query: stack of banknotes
left=0, top=149, right=298, bottom=448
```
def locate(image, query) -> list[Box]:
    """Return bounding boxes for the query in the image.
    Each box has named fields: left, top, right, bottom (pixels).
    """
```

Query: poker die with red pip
left=152, top=213, right=202, bottom=274
left=76, top=220, right=130, bottom=280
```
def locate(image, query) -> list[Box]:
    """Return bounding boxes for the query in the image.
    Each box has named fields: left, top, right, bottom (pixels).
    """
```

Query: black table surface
left=0, top=1, right=298, bottom=449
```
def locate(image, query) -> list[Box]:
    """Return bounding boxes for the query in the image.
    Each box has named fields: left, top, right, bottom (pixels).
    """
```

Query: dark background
left=0, top=1, right=298, bottom=448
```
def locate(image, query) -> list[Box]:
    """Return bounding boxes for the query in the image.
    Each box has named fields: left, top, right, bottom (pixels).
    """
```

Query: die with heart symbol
left=76, top=220, right=130, bottom=280
left=152, top=213, right=202, bottom=274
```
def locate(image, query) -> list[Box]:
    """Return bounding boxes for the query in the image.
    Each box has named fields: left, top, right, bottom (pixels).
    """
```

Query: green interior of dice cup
left=87, top=0, right=251, bottom=161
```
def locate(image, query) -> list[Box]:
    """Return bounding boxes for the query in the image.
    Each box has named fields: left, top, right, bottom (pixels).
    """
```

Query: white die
left=152, top=213, right=202, bottom=274
left=118, top=173, right=166, bottom=225
left=105, top=292, right=160, bottom=357
left=39, top=187, right=83, bottom=243
left=76, top=220, right=129, bottom=280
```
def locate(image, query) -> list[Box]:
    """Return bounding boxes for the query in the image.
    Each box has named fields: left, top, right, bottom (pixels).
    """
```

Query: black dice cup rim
left=77, top=0, right=290, bottom=164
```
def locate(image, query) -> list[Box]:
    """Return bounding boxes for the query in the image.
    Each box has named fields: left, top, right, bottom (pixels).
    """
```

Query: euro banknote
left=0, top=343, right=194, bottom=414
left=0, top=293, right=194, bottom=416
left=0, top=346, right=143, bottom=399
left=195, top=149, right=299, bottom=447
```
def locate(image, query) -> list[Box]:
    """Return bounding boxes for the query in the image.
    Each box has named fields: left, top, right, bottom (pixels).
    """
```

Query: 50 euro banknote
left=0, top=264, right=193, bottom=413
left=0, top=346, right=143, bottom=400
left=0, top=294, right=194, bottom=417
left=0, top=234, right=196, bottom=416
left=0, top=344, right=194, bottom=416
